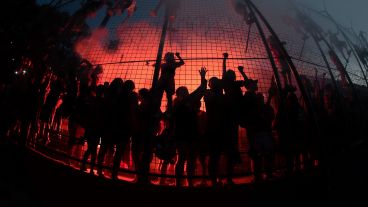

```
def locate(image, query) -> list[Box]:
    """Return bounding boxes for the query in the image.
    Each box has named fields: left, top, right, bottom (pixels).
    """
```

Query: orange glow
left=75, top=23, right=273, bottom=94
left=73, top=0, right=279, bottom=114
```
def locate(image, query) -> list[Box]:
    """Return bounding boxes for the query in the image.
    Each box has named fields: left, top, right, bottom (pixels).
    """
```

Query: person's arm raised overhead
left=238, top=66, right=250, bottom=82
left=222, top=52, right=229, bottom=79
left=175, top=52, right=185, bottom=66
left=189, top=67, right=208, bottom=103
left=199, top=67, right=208, bottom=87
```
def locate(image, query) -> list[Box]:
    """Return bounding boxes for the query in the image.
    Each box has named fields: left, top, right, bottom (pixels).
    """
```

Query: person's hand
left=199, top=67, right=208, bottom=78
left=223, top=53, right=229, bottom=59
left=175, top=52, right=180, bottom=57
left=238, top=66, right=244, bottom=73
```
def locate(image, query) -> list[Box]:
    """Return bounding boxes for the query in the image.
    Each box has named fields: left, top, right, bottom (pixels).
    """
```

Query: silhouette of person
left=63, top=73, right=81, bottom=163
left=245, top=92, right=275, bottom=182
left=80, top=85, right=105, bottom=175
left=157, top=52, right=185, bottom=113
left=155, top=119, right=176, bottom=185
left=204, top=76, right=226, bottom=186
left=195, top=101, right=209, bottom=186
left=275, top=86, right=307, bottom=176
left=69, top=63, right=100, bottom=163
left=132, top=88, right=149, bottom=181
left=241, top=74, right=277, bottom=182
left=97, top=78, right=125, bottom=177
left=110, top=79, right=138, bottom=180
left=221, top=53, right=246, bottom=185
left=173, top=67, right=208, bottom=187
left=133, top=88, right=162, bottom=184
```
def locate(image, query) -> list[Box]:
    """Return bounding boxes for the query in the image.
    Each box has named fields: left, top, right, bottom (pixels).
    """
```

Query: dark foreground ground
left=0, top=138, right=365, bottom=207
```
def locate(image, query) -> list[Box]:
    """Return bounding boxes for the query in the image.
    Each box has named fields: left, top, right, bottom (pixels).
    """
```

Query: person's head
left=209, top=77, right=222, bottom=92
left=176, top=86, right=189, bottom=99
left=164, top=52, right=175, bottom=64
left=124, top=80, right=135, bottom=92
left=138, top=88, right=150, bottom=102
left=224, top=70, right=236, bottom=82
left=109, top=78, right=124, bottom=96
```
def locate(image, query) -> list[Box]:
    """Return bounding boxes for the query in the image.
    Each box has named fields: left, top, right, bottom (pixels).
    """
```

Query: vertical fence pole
left=290, top=6, right=342, bottom=101
left=247, top=0, right=318, bottom=124
left=295, top=6, right=362, bottom=109
left=243, top=0, right=284, bottom=102
left=152, top=12, right=170, bottom=90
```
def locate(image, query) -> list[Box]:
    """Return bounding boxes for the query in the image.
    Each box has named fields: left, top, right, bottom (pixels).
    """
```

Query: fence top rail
left=92, top=57, right=270, bottom=67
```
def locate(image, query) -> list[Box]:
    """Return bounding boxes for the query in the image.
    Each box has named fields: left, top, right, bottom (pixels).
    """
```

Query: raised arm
left=237, top=66, right=250, bottom=82
left=189, top=67, right=208, bottom=103
left=175, top=52, right=185, bottom=66
left=222, top=52, right=228, bottom=79
left=199, top=67, right=207, bottom=87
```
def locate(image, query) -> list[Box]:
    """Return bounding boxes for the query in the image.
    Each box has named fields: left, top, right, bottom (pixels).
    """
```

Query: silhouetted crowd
left=1, top=52, right=366, bottom=187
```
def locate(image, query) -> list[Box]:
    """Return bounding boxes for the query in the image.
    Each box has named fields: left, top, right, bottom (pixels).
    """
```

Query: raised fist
left=199, top=67, right=208, bottom=78
left=223, top=53, right=229, bottom=59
